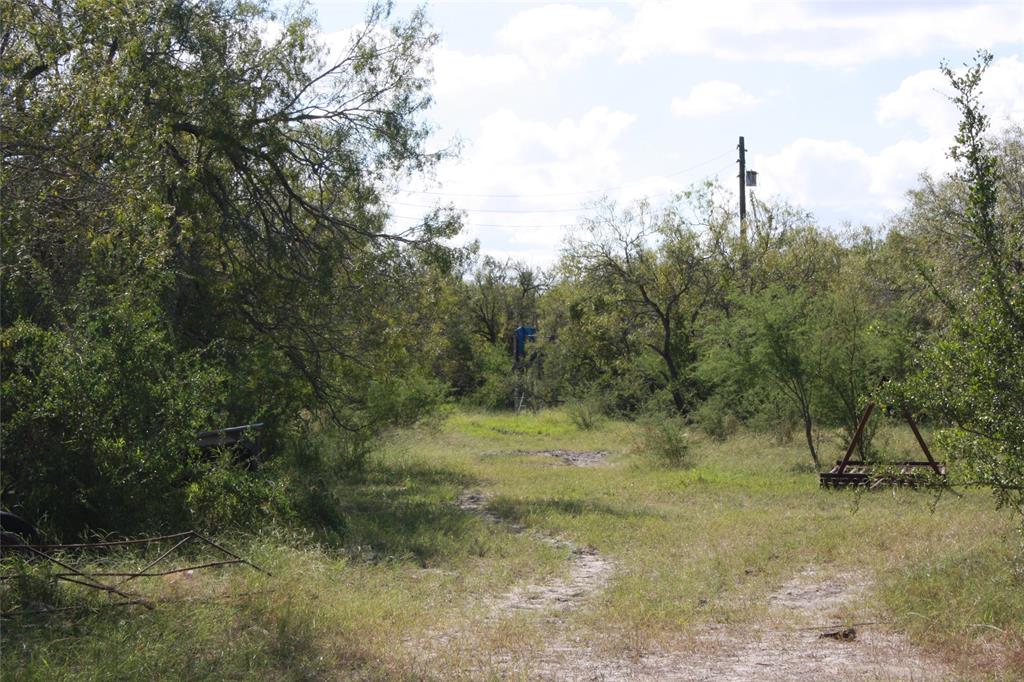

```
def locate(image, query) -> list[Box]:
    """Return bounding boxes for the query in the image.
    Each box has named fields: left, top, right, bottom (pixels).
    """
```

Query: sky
left=308, top=0, right=1024, bottom=266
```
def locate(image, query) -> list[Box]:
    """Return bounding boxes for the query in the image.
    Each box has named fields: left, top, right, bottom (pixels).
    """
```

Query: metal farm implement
left=1, top=531, right=269, bottom=617
left=820, top=401, right=946, bottom=488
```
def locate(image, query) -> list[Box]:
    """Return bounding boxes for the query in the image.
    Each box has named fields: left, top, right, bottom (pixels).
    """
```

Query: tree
left=1, top=0, right=458, bottom=534
left=893, top=51, right=1024, bottom=517
left=564, top=198, right=715, bottom=414
left=700, top=211, right=843, bottom=467
left=715, top=283, right=827, bottom=468
left=814, top=236, right=910, bottom=459
left=464, top=256, right=543, bottom=348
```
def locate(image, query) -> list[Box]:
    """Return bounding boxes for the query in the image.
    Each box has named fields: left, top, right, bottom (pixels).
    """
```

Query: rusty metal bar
left=54, top=576, right=153, bottom=609
left=25, top=545, right=149, bottom=607
left=191, top=532, right=272, bottom=576
left=23, top=532, right=195, bottom=550
left=1, top=599, right=154, bottom=618
left=115, top=533, right=196, bottom=587
left=6, top=530, right=269, bottom=618
left=61, top=559, right=244, bottom=579
left=902, top=410, right=944, bottom=475
left=835, top=401, right=876, bottom=474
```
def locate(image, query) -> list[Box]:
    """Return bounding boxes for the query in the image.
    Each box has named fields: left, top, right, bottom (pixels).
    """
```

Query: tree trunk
left=661, top=317, right=687, bottom=414
left=669, top=385, right=687, bottom=414
left=802, top=409, right=821, bottom=470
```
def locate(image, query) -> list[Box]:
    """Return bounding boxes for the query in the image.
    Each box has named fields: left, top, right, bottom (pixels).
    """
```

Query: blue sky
left=309, top=1, right=1024, bottom=265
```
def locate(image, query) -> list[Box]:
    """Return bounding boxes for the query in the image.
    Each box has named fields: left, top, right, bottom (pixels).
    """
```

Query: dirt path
left=483, top=449, right=611, bottom=467
left=400, top=488, right=617, bottom=679
left=431, top=488, right=949, bottom=680
left=526, top=566, right=949, bottom=681
left=457, top=490, right=615, bottom=615
left=658, top=566, right=950, bottom=681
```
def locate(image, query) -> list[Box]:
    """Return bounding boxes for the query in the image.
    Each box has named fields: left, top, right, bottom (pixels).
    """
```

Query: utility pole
left=738, top=136, right=747, bottom=248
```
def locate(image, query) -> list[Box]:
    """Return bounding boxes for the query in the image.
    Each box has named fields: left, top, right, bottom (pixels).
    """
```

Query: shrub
left=185, top=453, right=293, bottom=532
left=469, top=342, right=521, bottom=409
left=566, top=387, right=607, bottom=430
left=634, top=411, right=691, bottom=467
left=1, top=299, right=224, bottom=537
left=693, top=396, right=739, bottom=442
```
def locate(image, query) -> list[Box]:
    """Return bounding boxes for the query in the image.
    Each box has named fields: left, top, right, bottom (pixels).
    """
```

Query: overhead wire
left=391, top=149, right=733, bottom=201
left=386, top=157, right=737, bottom=229
left=390, top=215, right=574, bottom=229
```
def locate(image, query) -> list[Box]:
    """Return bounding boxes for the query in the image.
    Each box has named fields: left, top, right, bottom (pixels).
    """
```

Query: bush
left=185, top=453, right=293, bottom=532
left=566, top=387, right=607, bottom=430
left=693, top=396, right=739, bottom=441
left=364, top=369, right=450, bottom=428
left=1, top=299, right=225, bottom=538
left=633, top=411, right=691, bottom=467
left=468, top=342, right=521, bottom=409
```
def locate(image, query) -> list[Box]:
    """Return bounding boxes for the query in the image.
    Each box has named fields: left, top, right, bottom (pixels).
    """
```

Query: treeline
left=2, top=0, right=461, bottom=536
left=2, top=0, right=1020, bottom=538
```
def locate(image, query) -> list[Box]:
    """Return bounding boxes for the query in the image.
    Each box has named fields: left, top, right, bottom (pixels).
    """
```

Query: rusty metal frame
left=1, top=531, right=270, bottom=618
left=820, top=401, right=946, bottom=488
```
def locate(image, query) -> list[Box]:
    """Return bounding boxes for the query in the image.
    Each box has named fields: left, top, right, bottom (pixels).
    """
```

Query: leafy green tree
left=721, top=284, right=828, bottom=468
left=563, top=198, right=716, bottom=414
left=1, top=0, right=458, bottom=534
left=464, top=256, right=543, bottom=348
left=700, top=214, right=844, bottom=466
left=538, top=275, right=652, bottom=413
left=892, top=51, right=1024, bottom=516
left=814, top=237, right=911, bottom=458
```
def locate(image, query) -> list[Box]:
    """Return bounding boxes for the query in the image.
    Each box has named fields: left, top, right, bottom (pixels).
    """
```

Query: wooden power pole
left=738, top=136, right=747, bottom=247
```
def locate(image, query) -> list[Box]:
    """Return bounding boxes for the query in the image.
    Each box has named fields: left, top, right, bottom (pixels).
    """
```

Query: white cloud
left=750, top=54, right=1024, bottom=222
left=620, top=2, right=805, bottom=63
left=391, top=106, right=638, bottom=261
left=401, top=5, right=621, bottom=102
left=497, top=4, right=619, bottom=73
left=318, top=24, right=397, bottom=68
left=877, top=68, right=955, bottom=137
left=752, top=135, right=954, bottom=220
left=472, top=106, right=636, bottom=165
left=259, top=20, right=285, bottom=46
left=870, top=138, right=952, bottom=205
left=671, top=81, right=761, bottom=118
left=755, top=139, right=874, bottom=209
left=431, top=47, right=530, bottom=99
left=619, top=1, right=1024, bottom=66
left=878, top=56, right=1024, bottom=137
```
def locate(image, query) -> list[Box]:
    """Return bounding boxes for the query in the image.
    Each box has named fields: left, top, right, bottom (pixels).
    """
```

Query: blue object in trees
left=514, top=326, right=537, bottom=360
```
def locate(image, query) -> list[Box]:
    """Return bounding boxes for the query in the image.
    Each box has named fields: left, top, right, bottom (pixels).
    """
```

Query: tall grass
left=3, top=410, right=1020, bottom=680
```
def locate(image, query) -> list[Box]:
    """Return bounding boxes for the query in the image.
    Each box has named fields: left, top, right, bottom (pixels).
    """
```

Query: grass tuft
left=4, top=409, right=1021, bottom=679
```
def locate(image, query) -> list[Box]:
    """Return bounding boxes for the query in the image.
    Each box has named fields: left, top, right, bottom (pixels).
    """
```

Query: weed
left=4, top=410, right=1020, bottom=680
left=633, top=411, right=691, bottom=467
left=566, top=397, right=604, bottom=431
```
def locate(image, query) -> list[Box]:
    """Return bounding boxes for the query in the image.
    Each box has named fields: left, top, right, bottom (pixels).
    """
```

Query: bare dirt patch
left=494, top=543, right=612, bottom=614
left=405, top=490, right=616, bottom=675
left=483, top=449, right=611, bottom=467
left=664, top=566, right=946, bottom=681
left=456, top=490, right=509, bottom=527
left=427, top=494, right=950, bottom=680
left=768, top=565, right=869, bottom=612
left=456, top=490, right=614, bottom=615
left=489, top=565, right=951, bottom=681
left=537, top=450, right=610, bottom=467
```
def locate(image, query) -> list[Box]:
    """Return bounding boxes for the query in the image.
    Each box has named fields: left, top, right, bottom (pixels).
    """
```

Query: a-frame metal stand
left=820, top=401, right=946, bottom=488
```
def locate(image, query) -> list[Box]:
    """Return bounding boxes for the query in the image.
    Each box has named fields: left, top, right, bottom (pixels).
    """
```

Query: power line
left=389, top=158, right=736, bottom=214
left=392, top=150, right=732, bottom=200
left=387, top=159, right=737, bottom=229
left=390, top=215, right=574, bottom=228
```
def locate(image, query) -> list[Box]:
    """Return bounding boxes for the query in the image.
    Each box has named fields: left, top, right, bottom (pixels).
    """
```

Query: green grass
left=3, top=408, right=1022, bottom=679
